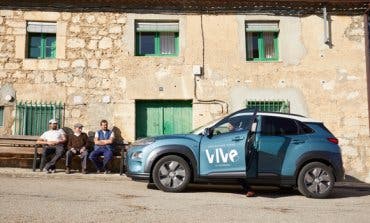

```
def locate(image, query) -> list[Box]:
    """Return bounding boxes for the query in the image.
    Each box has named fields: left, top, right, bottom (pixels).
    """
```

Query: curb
left=0, top=167, right=129, bottom=181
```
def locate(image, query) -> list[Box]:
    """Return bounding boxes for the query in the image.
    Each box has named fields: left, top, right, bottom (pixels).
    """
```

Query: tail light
left=327, top=137, right=338, bottom=144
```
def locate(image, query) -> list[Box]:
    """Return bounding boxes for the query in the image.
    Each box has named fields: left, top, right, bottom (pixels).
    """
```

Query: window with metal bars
left=15, top=101, right=64, bottom=136
left=246, top=100, right=290, bottom=113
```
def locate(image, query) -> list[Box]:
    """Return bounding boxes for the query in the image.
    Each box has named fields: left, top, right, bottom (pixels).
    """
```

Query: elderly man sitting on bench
left=36, top=119, right=66, bottom=173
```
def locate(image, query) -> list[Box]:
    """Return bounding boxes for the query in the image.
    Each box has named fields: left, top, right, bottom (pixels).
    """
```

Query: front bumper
left=125, top=150, right=150, bottom=181
left=126, top=172, right=150, bottom=181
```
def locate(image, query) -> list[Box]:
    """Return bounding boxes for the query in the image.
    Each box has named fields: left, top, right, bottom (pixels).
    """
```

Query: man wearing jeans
left=36, top=119, right=66, bottom=173
left=89, top=120, right=114, bottom=173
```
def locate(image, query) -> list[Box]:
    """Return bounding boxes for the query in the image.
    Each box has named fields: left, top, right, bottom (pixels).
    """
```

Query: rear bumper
left=331, top=154, right=345, bottom=182
left=333, top=163, right=345, bottom=182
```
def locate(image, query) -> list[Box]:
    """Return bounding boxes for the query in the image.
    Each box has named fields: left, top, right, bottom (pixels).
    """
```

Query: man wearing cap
left=89, top=119, right=114, bottom=173
left=36, top=119, right=67, bottom=173
left=65, top=123, right=89, bottom=174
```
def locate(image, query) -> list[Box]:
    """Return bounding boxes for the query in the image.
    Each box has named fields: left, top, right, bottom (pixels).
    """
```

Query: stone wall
left=0, top=9, right=369, bottom=182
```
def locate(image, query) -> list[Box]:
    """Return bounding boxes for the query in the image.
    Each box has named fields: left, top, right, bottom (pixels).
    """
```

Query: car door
left=256, top=116, right=310, bottom=177
left=199, top=113, right=252, bottom=177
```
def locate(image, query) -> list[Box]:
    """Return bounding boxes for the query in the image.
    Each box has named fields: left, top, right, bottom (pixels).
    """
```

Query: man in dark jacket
left=65, top=123, right=89, bottom=174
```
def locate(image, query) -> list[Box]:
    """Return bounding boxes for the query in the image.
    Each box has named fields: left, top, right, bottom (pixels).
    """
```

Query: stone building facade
left=0, top=1, right=369, bottom=182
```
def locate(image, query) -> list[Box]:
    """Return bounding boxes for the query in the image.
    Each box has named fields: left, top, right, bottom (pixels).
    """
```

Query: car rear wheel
left=152, top=155, right=191, bottom=192
left=297, top=162, right=335, bottom=198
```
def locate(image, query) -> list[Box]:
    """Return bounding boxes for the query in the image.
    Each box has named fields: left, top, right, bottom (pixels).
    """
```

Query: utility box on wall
left=192, top=65, right=202, bottom=76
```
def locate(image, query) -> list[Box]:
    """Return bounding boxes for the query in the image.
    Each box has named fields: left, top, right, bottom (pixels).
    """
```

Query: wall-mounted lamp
left=4, top=95, right=13, bottom=102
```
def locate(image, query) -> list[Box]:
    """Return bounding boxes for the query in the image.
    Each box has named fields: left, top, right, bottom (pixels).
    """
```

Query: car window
left=213, top=114, right=253, bottom=135
left=297, top=121, right=314, bottom=134
left=261, top=116, right=299, bottom=136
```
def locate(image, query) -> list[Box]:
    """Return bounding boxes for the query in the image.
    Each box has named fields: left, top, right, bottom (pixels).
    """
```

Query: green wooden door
left=136, top=100, right=192, bottom=139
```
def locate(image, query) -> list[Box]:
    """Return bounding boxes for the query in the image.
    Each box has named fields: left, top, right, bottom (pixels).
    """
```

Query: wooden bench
left=0, top=135, right=41, bottom=171
left=37, top=141, right=129, bottom=174
left=0, top=135, right=129, bottom=175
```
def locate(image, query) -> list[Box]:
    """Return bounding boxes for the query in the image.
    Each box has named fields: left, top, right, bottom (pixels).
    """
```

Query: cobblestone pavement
left=0, top=168, right=369, bottom=223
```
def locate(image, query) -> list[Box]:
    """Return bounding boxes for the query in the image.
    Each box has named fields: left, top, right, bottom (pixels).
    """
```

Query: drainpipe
left=365, top=9, right=370, bottom=134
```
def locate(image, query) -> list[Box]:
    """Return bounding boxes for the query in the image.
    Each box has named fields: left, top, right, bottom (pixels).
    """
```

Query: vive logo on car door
left=205, top=148, right=239, bottom=164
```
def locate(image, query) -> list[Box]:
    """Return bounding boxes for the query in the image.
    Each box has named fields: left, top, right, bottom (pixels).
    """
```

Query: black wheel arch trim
left=295, top=151, right=344, bottom=181
left=144, top=145, right=199, bottom=180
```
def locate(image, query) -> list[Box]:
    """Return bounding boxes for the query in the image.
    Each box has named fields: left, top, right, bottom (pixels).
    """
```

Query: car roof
left=232, top=110, right=321, bottom=123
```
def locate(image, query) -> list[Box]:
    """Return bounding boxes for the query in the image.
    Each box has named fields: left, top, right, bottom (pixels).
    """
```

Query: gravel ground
left=0, top=168, right=369, bottom=223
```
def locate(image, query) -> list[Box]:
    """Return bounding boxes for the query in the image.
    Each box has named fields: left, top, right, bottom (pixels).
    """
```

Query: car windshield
left=189, top=117, right=223, bottom=135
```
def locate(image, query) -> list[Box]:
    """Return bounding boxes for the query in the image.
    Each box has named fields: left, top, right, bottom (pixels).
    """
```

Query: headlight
left=131, top=151, right=143, bottom=159
left=132, top=137, right=156, bottom=146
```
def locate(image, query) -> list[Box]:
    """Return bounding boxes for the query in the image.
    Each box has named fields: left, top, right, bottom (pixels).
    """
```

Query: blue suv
left=126, top=109, right=344, bottom=198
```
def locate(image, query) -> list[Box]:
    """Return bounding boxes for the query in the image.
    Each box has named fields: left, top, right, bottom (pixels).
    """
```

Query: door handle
left=232, top=136, right=245, bottom=141
left=292, top=139, right=305, bottom=144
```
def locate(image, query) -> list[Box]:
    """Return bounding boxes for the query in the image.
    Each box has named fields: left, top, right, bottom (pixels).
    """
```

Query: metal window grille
left=246, top=100, right=290, bottom=113
left=15, top=101, right=64, bottom=136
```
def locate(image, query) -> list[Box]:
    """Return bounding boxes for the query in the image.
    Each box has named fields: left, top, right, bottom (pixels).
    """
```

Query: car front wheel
left=152, top=155, right=191, bottom=192
left=297, top=162, right=335, bottom=199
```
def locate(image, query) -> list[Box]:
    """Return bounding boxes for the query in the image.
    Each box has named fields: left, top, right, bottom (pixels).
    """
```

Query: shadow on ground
left=147, top=177, right=370, bottom=199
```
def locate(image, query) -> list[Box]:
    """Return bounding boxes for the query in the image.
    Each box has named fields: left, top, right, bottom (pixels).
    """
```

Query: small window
left=246, top=100, right=289, bottom=113
left=246, top=22, right=279, bottom=61
left=135, top=22, right=179, bottom=56
left=0, top=107, right=4, bottom=127
left=261, top=116, right=299, bottom=136
left=27, top=22, right=56, bottom=59
left=297, top=122, right=314, bottom=134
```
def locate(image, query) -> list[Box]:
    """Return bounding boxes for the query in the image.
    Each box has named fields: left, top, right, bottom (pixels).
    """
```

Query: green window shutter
left=0, top=107, right=4, bottom=126
left=273, top=32, right=279, bottom=60
left=41, top=34, right=46, bottom=58
left=258, top=32, right=265, bottom=60
left=155, top=32, right=160, bottom=55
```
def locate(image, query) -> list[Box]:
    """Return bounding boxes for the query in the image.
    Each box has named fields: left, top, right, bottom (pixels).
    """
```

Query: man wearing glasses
left=36, top=119, right=66, bottom=173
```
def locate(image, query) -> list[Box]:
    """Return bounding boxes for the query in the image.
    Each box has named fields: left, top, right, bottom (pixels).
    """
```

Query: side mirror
left=250, top=122, right=257, bottom=133
left=203, top=128, right=214, bottom=137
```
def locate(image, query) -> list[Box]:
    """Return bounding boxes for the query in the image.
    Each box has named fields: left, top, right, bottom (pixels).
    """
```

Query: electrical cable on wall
left=193, top=13, right=228, bottom=114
